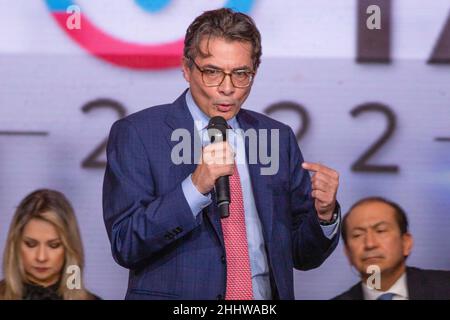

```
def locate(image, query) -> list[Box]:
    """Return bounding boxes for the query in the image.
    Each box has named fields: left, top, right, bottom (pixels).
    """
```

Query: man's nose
left=364, top=230, right=379, bottom=250
left=218, top=74, right=235, bottom=96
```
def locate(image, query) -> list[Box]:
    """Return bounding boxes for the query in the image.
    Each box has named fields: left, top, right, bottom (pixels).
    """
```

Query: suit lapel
left=237, top=109, right=274, bottom=245
left=164, top=90, right=224, bottom=247
left=352, top=283, right=364, bottom=300
left=164, top=90, right=198, bottom=179
left=406, top=267, right=427, bottom=299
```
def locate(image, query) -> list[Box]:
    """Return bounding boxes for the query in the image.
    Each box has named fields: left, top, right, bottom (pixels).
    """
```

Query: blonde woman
left=0, top=189, right=99, bottom=300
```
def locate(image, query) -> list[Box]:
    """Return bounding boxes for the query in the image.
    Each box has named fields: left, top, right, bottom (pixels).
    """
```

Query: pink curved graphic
left=53, top=12, right=184, bottom=69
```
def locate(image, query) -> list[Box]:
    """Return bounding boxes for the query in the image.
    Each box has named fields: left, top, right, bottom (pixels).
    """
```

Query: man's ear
left=402, top=232, right=414, bottom=258
left=181, top=58, right=191, bottom=82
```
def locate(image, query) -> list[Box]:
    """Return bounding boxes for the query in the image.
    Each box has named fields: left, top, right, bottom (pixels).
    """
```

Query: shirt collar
left=362, top=272, right=408, bottom=300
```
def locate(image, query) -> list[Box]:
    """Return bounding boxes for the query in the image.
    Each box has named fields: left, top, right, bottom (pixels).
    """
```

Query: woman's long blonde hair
left=0, top=189, right=94, bottom=300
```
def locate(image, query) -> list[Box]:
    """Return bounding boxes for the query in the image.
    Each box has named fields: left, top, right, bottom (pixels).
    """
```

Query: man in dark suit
left=334, top=197, right=450, bottom=300
left=103, top=8, right=340, bottom=300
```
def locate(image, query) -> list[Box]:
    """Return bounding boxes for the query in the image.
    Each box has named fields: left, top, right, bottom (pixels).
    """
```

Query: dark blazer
left=103, top=90, right=339, bottom=300
left=333, top=266, right=450, bottom=300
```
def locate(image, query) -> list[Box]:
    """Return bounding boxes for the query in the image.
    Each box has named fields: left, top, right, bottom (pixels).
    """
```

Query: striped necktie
left=221, top=165, right=254, bottom=300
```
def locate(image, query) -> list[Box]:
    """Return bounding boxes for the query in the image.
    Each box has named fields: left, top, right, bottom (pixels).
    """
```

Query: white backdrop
left=0, top=0, right=449, bottom=299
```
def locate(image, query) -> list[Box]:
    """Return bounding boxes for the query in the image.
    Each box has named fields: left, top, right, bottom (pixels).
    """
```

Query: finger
left=312, top=175, right=338, bottom=200
left=202, top=149, right=215, bottom=165
left=214, top=147, right=228, bottom=165
left=312, top=171, right=339, bottom=186
left=203, top=146, right=221, bottom=164
left=224, top=144, right=235, bottom=165
left=207, top=143, right=234, bottom=164
left=213, top=150, right=234, bottom=165
left=311, top=179, right=331, bottom=193
left=207, top=141, right=232, bottom=152
left=226, top=142, right=235, bottom=156
left=303, top=162, right=339, bottom=180
left=302, top=162, right=335, bottom=176
left=203, top=142, right=224, bottom=156
left=213, top=163, right=235, bottom=178
left=311, top=190, right=333, bottom=205
left=226, top=164, right=235, bottom=176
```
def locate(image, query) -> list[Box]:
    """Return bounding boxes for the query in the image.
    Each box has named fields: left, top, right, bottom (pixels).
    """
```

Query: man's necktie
left=221, top=165, right=254, bottom=300
left=377, top=292, right=395, bottom=300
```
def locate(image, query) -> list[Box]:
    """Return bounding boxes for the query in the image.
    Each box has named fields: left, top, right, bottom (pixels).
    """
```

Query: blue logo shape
left=135, top=0, right=254, bottom=14
left=135, top=0, right=171, bottom=13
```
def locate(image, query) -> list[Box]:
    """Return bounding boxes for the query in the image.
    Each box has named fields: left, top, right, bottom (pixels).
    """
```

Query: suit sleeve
left=102, top=119, right=202, bottom=269
left=287, top=127, right=340, bottom=270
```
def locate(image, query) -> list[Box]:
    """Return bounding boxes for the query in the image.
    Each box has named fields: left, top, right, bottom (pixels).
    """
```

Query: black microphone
left=207, top=116, right=231, bottom=218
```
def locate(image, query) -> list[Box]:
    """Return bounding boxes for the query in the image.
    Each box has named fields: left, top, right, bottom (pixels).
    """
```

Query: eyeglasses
left=187, top=57, right=255, bottom=88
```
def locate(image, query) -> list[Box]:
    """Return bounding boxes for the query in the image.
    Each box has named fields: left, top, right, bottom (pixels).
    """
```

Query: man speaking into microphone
left=103, top=8, right=340, bottom=300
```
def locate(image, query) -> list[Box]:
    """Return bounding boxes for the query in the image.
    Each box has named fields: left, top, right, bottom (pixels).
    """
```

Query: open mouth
left=216, top=104, right=233, bottom=112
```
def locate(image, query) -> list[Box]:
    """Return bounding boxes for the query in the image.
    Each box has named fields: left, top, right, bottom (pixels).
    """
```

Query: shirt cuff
left=181, top=174, right=212, bottom=218
left=319, top=204, right=341, bottom=239
left=320, top=214, right=340, bottom=239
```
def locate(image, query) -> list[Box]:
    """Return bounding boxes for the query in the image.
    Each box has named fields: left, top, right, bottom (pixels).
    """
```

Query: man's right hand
left=191, top=142, right=235, bottom=194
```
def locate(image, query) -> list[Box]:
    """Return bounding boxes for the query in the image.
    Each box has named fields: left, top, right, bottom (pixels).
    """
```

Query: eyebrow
left=23, top=237, right=61, bottom=243
left=201, top=63, right=252, bottom=71
left=351, top=221, right=390, bottom=232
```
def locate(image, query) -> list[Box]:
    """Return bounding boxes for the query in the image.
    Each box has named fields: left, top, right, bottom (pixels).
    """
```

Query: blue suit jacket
left=333, top=267, right=450, bottom=300
left=103, top=90, right=339, bottom=300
